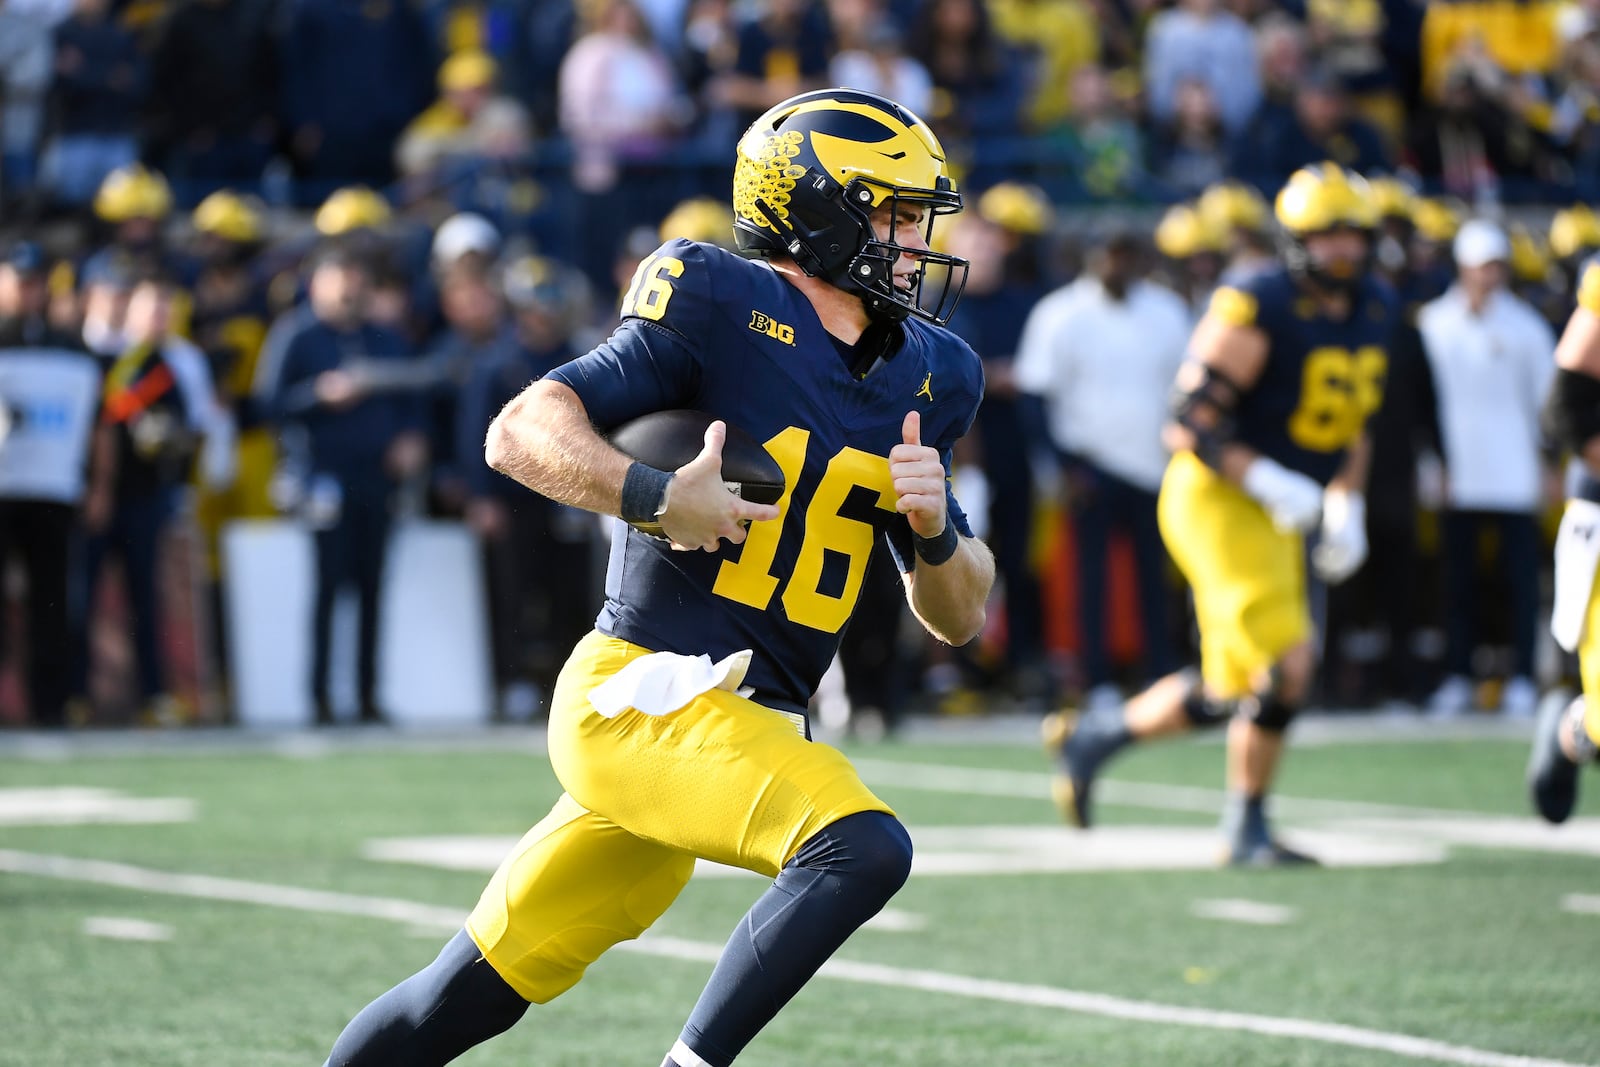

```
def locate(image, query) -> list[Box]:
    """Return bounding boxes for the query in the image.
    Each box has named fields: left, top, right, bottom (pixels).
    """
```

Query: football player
left=1528, top=252, right=1600, bottom=823
left=322, top=88, right=995, bottom=1067
left=1045, top=163, right=1392, bottom=866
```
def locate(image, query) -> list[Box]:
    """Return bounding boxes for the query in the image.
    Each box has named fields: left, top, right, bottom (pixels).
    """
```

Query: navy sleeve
left=546, top=238, right=715, bottom=431
left=545, top=319, right=704, bottom=431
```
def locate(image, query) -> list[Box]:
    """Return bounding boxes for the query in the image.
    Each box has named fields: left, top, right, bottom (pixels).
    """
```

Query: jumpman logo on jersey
left=916, top=372, right=934, bottom=401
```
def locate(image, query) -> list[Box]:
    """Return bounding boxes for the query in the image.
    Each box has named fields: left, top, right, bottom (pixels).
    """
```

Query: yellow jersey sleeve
left=1207, top=286, right=1259, bottom=328
left=1579, top=262, right=1600, bottom=315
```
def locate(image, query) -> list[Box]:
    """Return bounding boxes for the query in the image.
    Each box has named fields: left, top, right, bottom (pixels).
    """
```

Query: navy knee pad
left=788, top=810, right=913, bottom=908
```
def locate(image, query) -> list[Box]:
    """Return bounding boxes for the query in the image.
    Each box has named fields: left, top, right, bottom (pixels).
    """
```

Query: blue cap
left=79, top=250, right=137, bottom=290
left=3, top=241, right=46, bottom=275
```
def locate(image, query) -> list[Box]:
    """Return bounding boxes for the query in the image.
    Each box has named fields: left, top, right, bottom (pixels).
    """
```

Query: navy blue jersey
left=548, top=239, right=984, bottom=714
left=1208, top=265, right=1397, bottom=486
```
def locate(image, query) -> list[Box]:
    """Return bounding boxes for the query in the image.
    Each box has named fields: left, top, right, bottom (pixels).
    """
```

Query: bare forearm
left=905, top=535, right=994, bottom=646
left=484, top=379, right=631, bottom=515
left=1328, top=435, right=1371, bottom=495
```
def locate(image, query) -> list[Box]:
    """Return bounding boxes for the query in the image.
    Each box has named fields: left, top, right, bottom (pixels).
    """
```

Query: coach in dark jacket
left=259, top=241, right=427, bottom=724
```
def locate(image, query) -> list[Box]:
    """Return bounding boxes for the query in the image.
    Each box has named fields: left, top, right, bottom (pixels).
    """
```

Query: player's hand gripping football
left=658, top=420, right=781, bottom=552
left=890, top=411, right=948, bottom=538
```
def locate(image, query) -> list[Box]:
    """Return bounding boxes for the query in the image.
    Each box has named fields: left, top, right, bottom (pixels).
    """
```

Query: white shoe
left=1083, top=683, right=1123, bottom=712
left=1426, top=675, right=1475, bottom=719
left=1500, top=676, right=1539, bottom=720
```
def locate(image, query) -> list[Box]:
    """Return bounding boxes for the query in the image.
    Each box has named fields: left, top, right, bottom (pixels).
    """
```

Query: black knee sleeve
left=326, top=929, right=529, bottom=1067
left=1242, top=691, right=1298, bottom=733
left=1180, top=674, right=1235, bottom=728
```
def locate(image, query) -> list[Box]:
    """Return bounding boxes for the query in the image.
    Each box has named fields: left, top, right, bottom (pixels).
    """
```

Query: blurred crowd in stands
left=2, top=0, right=1600, bottom=731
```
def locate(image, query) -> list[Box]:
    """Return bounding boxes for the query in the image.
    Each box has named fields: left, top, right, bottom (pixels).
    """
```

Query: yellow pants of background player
left=465, top=631, right=894, bottom=1004
left=1577, top=565, right=1600, bottom=746
left=1158, top=451, right=1310, bottom=699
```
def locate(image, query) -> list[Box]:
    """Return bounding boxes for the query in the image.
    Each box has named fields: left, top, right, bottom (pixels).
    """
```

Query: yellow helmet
left=1273, top=163, right=1378, bottom=236
left=94, top=164, right=173, bottom=223
left=1154, top=204, right=1227, bottom=259
left=1367, top=176, right=1417, bottom=222
left=439, top=49, right=496, bottom=94
left=192, top=190, right=266, bottom=244
left=976, top=182, right=1054, bottom=237
left=1411, top=197, right=1464, bottom=244
left=658, top=197, right=735, bottom=247
left=314, top=186, right=392, bottom=236
left=1507, top=223, right=1550, bottom=284
left=1197, top=181, right=1269, bottom=235
left=1549, top=204, right=1600, bottom=260
left=732, top=87, right=967, bottom=325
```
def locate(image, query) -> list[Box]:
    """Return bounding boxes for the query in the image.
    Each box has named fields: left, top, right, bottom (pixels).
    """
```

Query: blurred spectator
left=1231, top=69, right=1391, bottom=191
left=1421, top=0, right=1564, bottom=104
left=679, top=0, right=741, bottom=144
left=458, top=253, right=597, bottom=718
left=39, top=0, right=146, bottom=209
left=1195, top=179, right=1276, bottom=282
left=142, top=0, right=278, bottom=201
left=1549, top=202, right=1600, bottom=291
left=1409, top=50, right=1561, bottom=204
left=1053, top=64, right=1146, bottom=201
left=1305, top=0, right=1404, bottom=150
left=313, top=185, right=394, bottom=239
left=1408, top=195, right=1466, bottom=303
left=1418, top=220, right=1557, bottom=718
left=1506, top=221, right=1568, bottom=327
left=1254, top=13, right=1308, bottom=120
left=78, top=251, right=136, bottom=358
left=395, top=50, right=533, bottom=182
left=988, top=0, right=1099, bottom=132
left=87, top=163, right=174, bottom=272
left=559, top=0, right=688, bottom=287
left=829, top=20, right=933, bottom=119
left=720, top=0, right=831, bottom=133
left=1152, top=202, right=1228, bottom=318
left=188, top=190, right=275, bottom=518
left=0, top=241, right=103, bottom=727
left=946, top=185, right=1056, bottom=704
left=1143, top=0, right=1261, bottom=138
left=77, top=268, right=226, bottom=724
left=1149, top=78, right=1230, bottom=197
left=1014, top=232, right=1189, bottom=706
left=0, top=0, right=69, bottom=202
left=258, top=241, right=428, bottom=725
left=423, top=217, right=504, bottom=512
left=277, top=0, right=435, bottom=202
left=908, top=0, right=1027, bottom=180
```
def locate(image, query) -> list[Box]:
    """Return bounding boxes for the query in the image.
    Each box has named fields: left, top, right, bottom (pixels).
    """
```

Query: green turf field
left=2, top=718, right=1597, bottom=1067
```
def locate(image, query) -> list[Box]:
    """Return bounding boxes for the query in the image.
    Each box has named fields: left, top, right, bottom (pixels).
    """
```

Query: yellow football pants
left=466, top=630, right=893, bottom=1003
left=1158, top=451, right=1311, bottom=699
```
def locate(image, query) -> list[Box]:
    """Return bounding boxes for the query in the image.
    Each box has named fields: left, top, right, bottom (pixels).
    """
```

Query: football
left=607, top=409, right=786, bottom=536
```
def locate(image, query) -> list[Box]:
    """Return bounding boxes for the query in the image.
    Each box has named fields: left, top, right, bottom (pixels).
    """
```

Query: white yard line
left=850, top=758, right=1476, bottom=822
left=1560, top=894, right=1600, bottom=915
left=0, top=849, right=1588, bottom=1067
left=83, top=916, right=174, bottom=942
left=1188, top=899, right=1298, bottom=926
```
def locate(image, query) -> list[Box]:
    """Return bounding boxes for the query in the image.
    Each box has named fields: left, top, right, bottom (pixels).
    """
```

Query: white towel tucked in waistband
left=589, top=648, right=755, bottom=718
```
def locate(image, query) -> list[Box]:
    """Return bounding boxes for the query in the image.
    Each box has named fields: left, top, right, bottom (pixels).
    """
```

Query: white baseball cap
left=432, top=212, right=500, bottom=268
left=1453, top=218, right=1510, bottom=269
